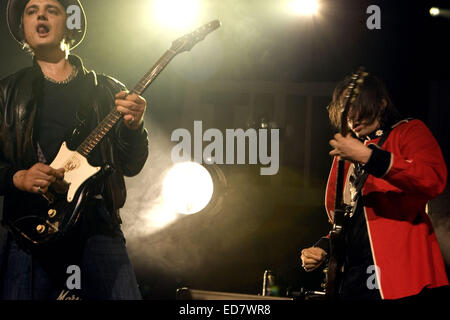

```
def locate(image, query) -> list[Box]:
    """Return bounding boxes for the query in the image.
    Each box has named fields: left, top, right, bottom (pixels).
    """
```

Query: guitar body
left=324, top=206, right=346, bottom=299
left=50, top=142, right=101, bottom=203
left=6, top=141, right=102, bottom=247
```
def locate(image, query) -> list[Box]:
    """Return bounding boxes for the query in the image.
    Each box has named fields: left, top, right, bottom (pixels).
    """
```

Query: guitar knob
left=36, top=225, right=46, bottom=234
left=48, top=209, right=57, bottom=218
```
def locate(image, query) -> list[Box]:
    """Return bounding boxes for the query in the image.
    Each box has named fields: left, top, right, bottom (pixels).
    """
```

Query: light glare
left=162, top=162, right=214, bottom=215
left=290, top=0, right=319, bottom=16
left=430, top=7, right=440, bottom=16
left=153, top=0, right=200, bottom=29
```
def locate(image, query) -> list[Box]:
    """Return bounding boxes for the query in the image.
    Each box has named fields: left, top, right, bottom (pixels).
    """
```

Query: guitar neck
left=333, top=69, right=366, bottom=215
left=76, top=49, right=178, bottom=157
left=132, top=49, right=178, bottom=96
left=75, top=19, right=221, bottom=157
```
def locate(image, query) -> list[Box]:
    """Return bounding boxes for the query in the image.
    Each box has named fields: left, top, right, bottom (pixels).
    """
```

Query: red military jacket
left=324, top=119, right=448, bottom=299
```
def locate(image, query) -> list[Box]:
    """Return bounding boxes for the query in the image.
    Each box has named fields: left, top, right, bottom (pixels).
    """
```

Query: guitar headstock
left=340, top=67, right=369, bottom=135
left=170, top=20, right=221, bottom=54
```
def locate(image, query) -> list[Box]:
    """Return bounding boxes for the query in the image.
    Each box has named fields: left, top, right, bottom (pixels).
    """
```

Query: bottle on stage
left=262, top=270, right=279, bottom=296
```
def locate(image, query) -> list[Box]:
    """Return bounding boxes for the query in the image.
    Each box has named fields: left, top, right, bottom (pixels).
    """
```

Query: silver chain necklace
left=43, top=65, right=79, bottom=84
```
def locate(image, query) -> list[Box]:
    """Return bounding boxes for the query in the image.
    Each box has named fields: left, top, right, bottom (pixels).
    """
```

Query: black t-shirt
left=37, top=74, right=84, bottom=163
left=36, top=72, right=103, bottom=166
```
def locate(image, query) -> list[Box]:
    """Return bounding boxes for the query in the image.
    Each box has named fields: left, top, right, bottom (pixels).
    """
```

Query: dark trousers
left=0, top=202, right=142, bottom=300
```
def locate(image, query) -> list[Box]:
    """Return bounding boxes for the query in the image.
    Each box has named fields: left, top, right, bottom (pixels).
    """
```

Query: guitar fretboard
left=76, top=50, right=178, bottom=157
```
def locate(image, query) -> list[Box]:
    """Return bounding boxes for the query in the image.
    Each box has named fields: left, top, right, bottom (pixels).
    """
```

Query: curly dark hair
left=327, top=73, right=403, bottom=132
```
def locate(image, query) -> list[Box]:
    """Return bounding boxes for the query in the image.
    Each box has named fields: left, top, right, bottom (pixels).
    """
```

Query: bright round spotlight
left=154, top=0, right=200, bottom=29
left=290, top=0, right=319, bottom=16
left=162, top=162, right=214, bottom=215
left=430, top=7, right=440, bottom=16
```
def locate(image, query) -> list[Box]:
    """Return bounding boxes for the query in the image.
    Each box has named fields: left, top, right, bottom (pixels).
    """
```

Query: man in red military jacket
left=300, top=74, right=448, bottom=300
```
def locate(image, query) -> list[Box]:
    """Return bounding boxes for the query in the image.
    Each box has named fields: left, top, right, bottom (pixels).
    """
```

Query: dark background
left=0, top=0, right=449, bottom=300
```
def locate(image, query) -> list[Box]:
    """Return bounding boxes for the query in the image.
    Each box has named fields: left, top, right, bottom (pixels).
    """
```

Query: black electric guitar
left=322, top=67, right=368, bottom=299
left=5, top=20, right=221, bottom=248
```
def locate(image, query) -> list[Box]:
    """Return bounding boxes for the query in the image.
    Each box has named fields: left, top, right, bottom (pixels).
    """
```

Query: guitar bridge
left=45, top=220, right=60, bottom=234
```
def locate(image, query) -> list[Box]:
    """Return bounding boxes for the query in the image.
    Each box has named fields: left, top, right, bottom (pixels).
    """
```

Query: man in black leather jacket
left=0, top=0, right=149, bottom=299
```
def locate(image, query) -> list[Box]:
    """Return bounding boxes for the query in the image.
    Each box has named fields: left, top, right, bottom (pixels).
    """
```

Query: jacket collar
left=363, top=119, right=411, bottom=141
left=31, top=54, right=98, bottom=86
left=365, top=128, right=386, bottom=141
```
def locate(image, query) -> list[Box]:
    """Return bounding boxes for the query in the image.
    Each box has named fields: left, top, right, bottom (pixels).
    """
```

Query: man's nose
left=37, top=13, right=48, bottom=21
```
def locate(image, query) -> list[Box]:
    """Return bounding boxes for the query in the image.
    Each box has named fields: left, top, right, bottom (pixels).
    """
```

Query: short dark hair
left=327, top=73, right=402, bottom=131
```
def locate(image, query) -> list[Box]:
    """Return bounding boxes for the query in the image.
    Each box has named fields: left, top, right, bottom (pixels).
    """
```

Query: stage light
left=429, top=7, right=450, bottom=19
left=162, top=162, right=214, bottom=215
left=153, top=0, right=200, bottom=29
left=430, top=7, right=440, bottom=16
left=289, top=0, right=319, bottom=16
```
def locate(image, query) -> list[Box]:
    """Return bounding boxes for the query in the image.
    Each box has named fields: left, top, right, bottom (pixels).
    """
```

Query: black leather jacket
left=0, top=55, right=149, bottom=224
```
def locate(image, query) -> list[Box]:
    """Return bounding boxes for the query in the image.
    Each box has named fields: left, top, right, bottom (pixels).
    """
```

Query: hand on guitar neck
left=329, top=133, right=372, bottom=164
left=13, top=163, right=66, bottom=194
left=115, top=91, right=146, bottom=131
left=301, top=247, right=327, bottom=272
